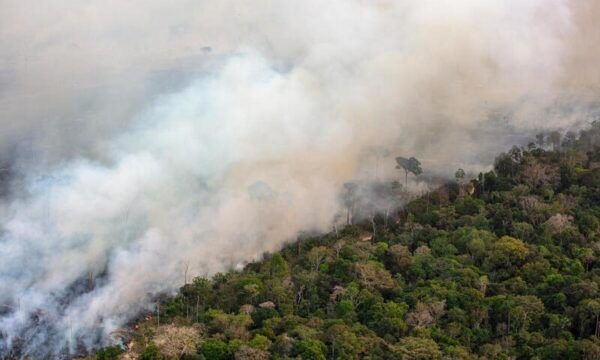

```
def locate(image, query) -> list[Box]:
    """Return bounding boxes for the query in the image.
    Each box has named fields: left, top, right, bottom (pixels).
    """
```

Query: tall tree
left=368, top=146, right=390, bottom=180
left=562, top=131, right=577, bottom=149
left=342, top=182, right=358, bottom=225
left=535, top=133, right=545, bottom=147
left=455, top=168, right=465, bottom=184
left=395, top=156, right=423, bottom=187
left=548, top=131, right=562, bottom=151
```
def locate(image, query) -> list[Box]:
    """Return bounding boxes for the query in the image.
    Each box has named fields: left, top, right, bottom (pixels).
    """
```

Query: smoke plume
left=0, top=0, right=598, bottom=356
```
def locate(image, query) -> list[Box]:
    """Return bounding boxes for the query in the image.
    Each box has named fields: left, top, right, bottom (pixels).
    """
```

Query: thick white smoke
left=0, top=0, right=597, bottom=356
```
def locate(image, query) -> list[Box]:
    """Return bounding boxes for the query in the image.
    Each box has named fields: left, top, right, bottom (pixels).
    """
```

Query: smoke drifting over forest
left=1, top=0, right=599, bottom=356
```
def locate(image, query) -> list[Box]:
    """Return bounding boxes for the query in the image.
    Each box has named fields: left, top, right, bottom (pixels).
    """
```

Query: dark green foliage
left=96, top=346, right=123, bottom=360
left=139, top=344, right=162, bottom=360
left=198, top=339, right=231, bottom=360
left=295, top=338, right=327, bottom=360
left=127, top=125, right=600, bottom=359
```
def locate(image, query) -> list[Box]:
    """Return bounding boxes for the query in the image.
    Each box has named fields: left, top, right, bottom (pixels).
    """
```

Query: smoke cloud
left=0, top=0, right=598, bottom=356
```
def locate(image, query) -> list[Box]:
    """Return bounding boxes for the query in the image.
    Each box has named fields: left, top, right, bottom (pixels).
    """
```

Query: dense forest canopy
left=84, top=123, right=600, bottom=360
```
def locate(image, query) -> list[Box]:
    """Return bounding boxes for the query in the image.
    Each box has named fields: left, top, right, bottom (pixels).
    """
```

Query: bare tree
left=183, top=261, right=190, bottom=285
left=548, top=131, right=562, bottom=151
left=87, top=271, right=95, bottom=290
left=307, top=246, right=332, bottom=272
left=455, top=168, right=465, bottom=184
left=153, top=324, right=202, bottom=358
left=342, top=183, right=358, bottom=225
left=368, top=146, right=390, bottom=180
left=406, top=300, right=446, bottom=328
left=333, top=240, right=345, bottom=259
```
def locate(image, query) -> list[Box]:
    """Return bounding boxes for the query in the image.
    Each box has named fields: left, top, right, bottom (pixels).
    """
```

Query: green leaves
left=126, top=132, right=600, bottom=360
left=395, top=157, right=423, bottom=177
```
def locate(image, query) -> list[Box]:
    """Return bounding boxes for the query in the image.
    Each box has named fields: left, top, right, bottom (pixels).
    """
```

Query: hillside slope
left=97, top=125, right=600, bottom=360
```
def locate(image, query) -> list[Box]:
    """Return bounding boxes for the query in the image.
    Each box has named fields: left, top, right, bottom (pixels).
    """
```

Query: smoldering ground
left=1, top=0, right=599, bottom=357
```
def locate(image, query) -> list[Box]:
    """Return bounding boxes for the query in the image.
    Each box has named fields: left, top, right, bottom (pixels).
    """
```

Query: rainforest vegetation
left=95, top=123, right=600, bottom=359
